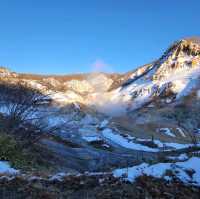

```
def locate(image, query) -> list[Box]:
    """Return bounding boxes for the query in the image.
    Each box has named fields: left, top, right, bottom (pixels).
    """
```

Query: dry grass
left=0, top=174, right=199, bottom=199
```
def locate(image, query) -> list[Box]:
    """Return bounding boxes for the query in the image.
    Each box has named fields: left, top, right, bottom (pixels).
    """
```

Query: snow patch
left=82, top=135, right=102, bottom=142
left=176, top=128, right=186, bottom=137
left=158, top=128, right=176, bottom=137
left=0, top=161, right=19, bottom=175
left=113, top=157, right=200, bottom=186
left=102, top=129, right=159, bottom=152
left=167, top=153, right=188, bottom=161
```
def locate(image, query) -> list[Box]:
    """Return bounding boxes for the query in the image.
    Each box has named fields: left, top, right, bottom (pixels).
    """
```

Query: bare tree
left=0, top=80, right=85, bottom=147
left=0, top=81, right=53, bottom=141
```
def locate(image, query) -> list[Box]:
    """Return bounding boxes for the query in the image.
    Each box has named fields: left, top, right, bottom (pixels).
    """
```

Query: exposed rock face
left=42, top=77, right=61, bottom=88
left=1, top=37, right=200, bottom=178
left=107, top=38, right=200, bottom=114
left=87, top=73, right=114, bottom=92
left=64, top=79, right=94, bottom=93
left=0, top=37, right=200, bottom=115
left=0, top=67, right=18, bottom=78
left=153, top=39, right=200, bottom=80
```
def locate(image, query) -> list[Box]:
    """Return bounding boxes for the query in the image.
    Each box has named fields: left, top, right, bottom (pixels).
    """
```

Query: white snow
left=102, top=144, right=110, bottom=148
left=99, top=119, right=109, bottom=128
left=101, top=129, right=197, bottom=152
left=153, top=140, right=195, bottom=150
left=80, top=114, right=98, bottom=125
left=102, top=128, right=159, bottom=152
left=106, top=55, right=200, bottom=114
left=0, top=161, right=18, bottom=174
left=79, top=125, right=103, bottom=142
left=82, top=135, right=102, bottom=142
left=49, top=172, right=67, bottom=181
left=136, top=138, right=195, bottom=150
left=158, top=128, right=176, bottom=137
left=113, top=157, right=200, bottom=186
left=176, top=157, right=200, bottom=185
left=50, top=91, right=84, bottom=104
left=176, top=128, right=186, bottom=137
left=167, top=153, right=188, bottom=161
left=195, top=129, right=200, bottom=135
left=113, top=163, right=149, bottom=181
left=42, top=77, right=61, bottom=87
left=25, top=80, right=46, bottom=91
left=65, top=79, right=94, bottom=93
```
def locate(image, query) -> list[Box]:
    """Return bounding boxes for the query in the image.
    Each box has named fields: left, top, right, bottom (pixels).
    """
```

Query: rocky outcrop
left=107, top=37, right=200, bottom=114
left=0, top=67, right=18, bottom=78
left=0, top=37, right=200, bottom=115
left=153, top=38, right=200, bottom=81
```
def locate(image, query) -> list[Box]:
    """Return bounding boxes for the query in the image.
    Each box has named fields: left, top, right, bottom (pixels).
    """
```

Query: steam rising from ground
left=91, top=59, right=113, bottom=73
left=82, top=59, right=127, bottom=116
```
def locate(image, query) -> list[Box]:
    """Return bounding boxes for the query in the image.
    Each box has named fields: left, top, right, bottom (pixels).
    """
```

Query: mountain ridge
left=0, top=37, right=200, bottom=115
left=0, top=38, right=200, bottom=194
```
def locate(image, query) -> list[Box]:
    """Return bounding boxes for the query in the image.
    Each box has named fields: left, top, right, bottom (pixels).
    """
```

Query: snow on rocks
left=101, top=129, right=197, bottom=152
left=50, top=91, right=84, bottom=104
left=80, top=114, right=98, bottom=125
left=79, top=126, right=98, bottom=135
left=64, top=80, right=94, bottom=93
left=153, top=140, right=195, bottom=150
left=82, top=135, right=102, bottom=142
left=113, top=157, right=200, bottom=186
left=158, top=128, right=176, bottom=137
left=167, top=153, right=189, bottom=161
left=99, top=119, right=109, bottom=129
left=79, top=125, right=103, bottom=143
left=176, top=128, right=186, bottom=137
left=107, top=47, right=200, bottom=113
left=25, top=80, right=46, bottom=91
left=102, top=128, right=159, bottom=152
left=0, top=161, right=19, bottom=175
left=175, top=157, right=200, bottom=186
left=194, top=129, right=200, bottom=135
left=42, top=77, right=61, bottom=87
left=113, top=163, right=149, bottom=181
left=49, top=172, right=68, bottom=182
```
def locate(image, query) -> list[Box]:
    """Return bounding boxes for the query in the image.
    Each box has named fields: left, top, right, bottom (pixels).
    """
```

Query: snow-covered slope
left=2, top=38, right=200, bottom=115
left=113, top=157, right=200, bottom=186
left=0, top=37, right=200, bottom=179
left=106, top=38, right=200, bottom=113
left=1, top=38, right=200, bottom=120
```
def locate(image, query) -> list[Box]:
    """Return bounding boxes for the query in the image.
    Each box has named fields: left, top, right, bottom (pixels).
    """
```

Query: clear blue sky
left=0, top=0, right=199, bottom=75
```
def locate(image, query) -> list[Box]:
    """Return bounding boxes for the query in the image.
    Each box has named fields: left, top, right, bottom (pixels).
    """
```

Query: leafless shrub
left=0, top=81, right=54, bottom=143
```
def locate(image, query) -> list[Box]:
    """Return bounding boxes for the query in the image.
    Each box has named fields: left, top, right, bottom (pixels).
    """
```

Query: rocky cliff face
left=0, top=67, right=18, bottom=78
left=0, top=37, right=200, bottom=177
left=0, top=37, right=200, bottom=115
left=153, top=38, right=200, bottom=80
left=107, top=37, right=200, bottom=114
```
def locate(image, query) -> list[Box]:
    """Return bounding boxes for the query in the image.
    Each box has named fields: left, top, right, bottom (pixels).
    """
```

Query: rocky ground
left=0, top=174, right=199, bottom=199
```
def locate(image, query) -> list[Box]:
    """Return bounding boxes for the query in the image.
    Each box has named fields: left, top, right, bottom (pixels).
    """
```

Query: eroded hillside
left=0, top=38, right=200, bottom=198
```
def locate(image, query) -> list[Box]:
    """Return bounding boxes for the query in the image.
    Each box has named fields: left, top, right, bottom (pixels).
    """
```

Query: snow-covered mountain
left=0, top=38, right=200, bottom=195
left=2, top=37, right=200, bottom=116
left=108, top=37, right=200, bottom=113
left=1, top=37, right=200, bottom=121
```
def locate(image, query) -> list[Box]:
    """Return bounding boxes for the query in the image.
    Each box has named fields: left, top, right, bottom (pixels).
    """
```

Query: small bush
left=0, top=133, right=27, bottom=168
left=0, top=133, right=18, bottom=161
left=1, top=135, right=36, bottom=170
